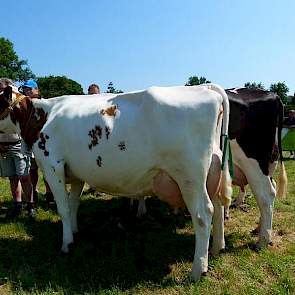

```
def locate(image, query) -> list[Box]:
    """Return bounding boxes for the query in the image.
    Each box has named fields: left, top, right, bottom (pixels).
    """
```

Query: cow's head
left=0, top=85, right=22, bottom=133
left=0, top=85, right=13, bottom=111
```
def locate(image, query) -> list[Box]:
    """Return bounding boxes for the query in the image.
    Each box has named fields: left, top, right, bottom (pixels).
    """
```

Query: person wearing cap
left=22, top=79, right=55, bottom=204
left=22, top=79, right=41, bottom=99
left=0, top=78, right=35, bottom=218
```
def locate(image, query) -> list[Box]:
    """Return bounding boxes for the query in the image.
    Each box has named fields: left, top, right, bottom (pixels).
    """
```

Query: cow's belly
left=67, top=160, right=184, bottom=208
left=67, top=161, right=157, bottom=197
left=152, top=170, right=185, bottom=209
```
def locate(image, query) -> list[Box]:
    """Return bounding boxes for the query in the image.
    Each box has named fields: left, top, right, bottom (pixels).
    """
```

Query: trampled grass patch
left=0, top=159, right=294, bottom=294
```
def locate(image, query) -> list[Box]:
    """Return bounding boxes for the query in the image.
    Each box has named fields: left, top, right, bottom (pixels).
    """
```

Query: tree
left=37, top=75, right=84, bottom=98
left=106, top=81, right=123, bottom=93
left=0, top=37, right=35, bottom=81
left=244, top=82, right=265, bottom=90
left=185, top=76, right=211, bottom=86
left=269, top=82, right=289, bottom=104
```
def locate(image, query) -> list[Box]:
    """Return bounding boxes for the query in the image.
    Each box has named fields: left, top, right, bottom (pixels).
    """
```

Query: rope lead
left=221, top=134, right=234, bottom=178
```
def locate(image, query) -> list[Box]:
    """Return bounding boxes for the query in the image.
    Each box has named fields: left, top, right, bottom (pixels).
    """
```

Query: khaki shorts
left=0, top=151, right=31, bottom=177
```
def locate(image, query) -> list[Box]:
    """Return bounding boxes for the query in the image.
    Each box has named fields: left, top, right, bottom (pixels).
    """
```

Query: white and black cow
left=214, top=88, right=287, bottom=251
left=0, top=84, right=232, bottom=281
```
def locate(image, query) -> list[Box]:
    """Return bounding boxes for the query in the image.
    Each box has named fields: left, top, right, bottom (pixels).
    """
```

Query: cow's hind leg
left=207, top=152, right=225, bottom=255
left=42, top=161, right=73, bottom=253
left=177, top=172, right=213, bottom=280
left=68, top=180, right=84, bottom=233
left=243, top=161, right=276, bottom=247
left=211, top=196, right=225, bottom=255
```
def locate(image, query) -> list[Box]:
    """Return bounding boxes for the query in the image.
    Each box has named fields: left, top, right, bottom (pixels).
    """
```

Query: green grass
left=0, top=159, right=294, bottom=295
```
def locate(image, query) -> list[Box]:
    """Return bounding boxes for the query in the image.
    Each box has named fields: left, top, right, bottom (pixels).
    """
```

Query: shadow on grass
left=224, top=232, right=258, bottom=253
left=0, top=197, right=195, bottom=293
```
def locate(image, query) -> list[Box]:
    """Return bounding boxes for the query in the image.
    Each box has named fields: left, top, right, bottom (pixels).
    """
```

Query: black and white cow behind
left=0, top=83, right=232, bottom=281
left=210, top=87, right=287, bottom=254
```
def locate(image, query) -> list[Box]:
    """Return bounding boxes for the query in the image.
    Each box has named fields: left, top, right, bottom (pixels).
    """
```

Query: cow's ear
left=3, top=86, right=13, bottom=102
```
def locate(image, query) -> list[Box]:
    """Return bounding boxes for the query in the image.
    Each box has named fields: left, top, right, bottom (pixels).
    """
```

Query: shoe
left=26, top=202, right=36, bottom=218
left=45, top=192, right=55, bottom=204
left=6, top=202, right=22, bottom=219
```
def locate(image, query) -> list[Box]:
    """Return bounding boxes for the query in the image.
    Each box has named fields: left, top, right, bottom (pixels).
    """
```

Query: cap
left=22, top=79, right=38, bottom=89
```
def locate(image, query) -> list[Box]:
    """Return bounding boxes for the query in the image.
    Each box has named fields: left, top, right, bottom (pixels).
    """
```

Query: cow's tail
left=276, top=98, right=288, bottom=198
left=208, top=84, right=232, bottom=207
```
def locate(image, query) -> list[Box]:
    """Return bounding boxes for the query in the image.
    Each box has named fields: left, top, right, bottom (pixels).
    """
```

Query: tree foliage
left=106, top=81, right=123, bottom=93
left=270, top=82, right=289, bottom=104
left=185, top=76, right=211, bottom=86
left=244, top=82, right=265, bottom=90
left=0, top=37, right=35, bottom=81
left=37, top=75, right=84, bottom=98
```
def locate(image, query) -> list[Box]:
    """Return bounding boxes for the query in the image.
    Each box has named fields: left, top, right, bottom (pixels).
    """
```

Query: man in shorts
left=0, top=78, right=34, bottom=218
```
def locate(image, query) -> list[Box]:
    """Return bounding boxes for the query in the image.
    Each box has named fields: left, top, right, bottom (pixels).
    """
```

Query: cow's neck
left=10, top=97, right=48, bottom=149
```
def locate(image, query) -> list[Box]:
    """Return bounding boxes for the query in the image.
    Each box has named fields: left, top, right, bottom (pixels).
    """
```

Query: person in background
left=283, top=110, right=295, bottom=158
left=22, top=79, right=54, bottom=204
left=0, top=78, right=34, bottom=218
left=88, top=83, right=100, bottom=94
left=284, top=110, right=295, bottom=127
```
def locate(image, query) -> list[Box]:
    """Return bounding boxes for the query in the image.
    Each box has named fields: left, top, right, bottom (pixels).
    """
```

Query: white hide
left=0, top=84, right=231, bottom=281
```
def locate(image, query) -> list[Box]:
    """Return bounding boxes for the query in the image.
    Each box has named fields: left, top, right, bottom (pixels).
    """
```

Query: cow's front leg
left=68, top=180, right=84, bottom=233
left=42, top=162, right=73, bottom=252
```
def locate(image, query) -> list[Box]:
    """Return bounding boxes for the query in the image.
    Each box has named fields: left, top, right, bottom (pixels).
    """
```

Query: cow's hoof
left=219, top=248, right=226, bottom=254
left=254, top=241, right=270, bottom=251
left=191, top=266, right=208, bottom=282
left=210, top=248, right=220, bottom=256
left=248, top=242, right=259, bottom=252
left=61, top=244, right=70, bottom=253
left=251, top=227, right=259, bottom=236
left=72, top=227, right=78, bottom=234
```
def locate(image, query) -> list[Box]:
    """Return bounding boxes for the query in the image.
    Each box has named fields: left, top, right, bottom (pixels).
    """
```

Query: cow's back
left=36, top=86, right=222, bottom=196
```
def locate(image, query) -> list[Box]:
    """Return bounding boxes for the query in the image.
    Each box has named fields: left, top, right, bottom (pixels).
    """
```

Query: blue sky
left=2, top=0, right=295, bottom=94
